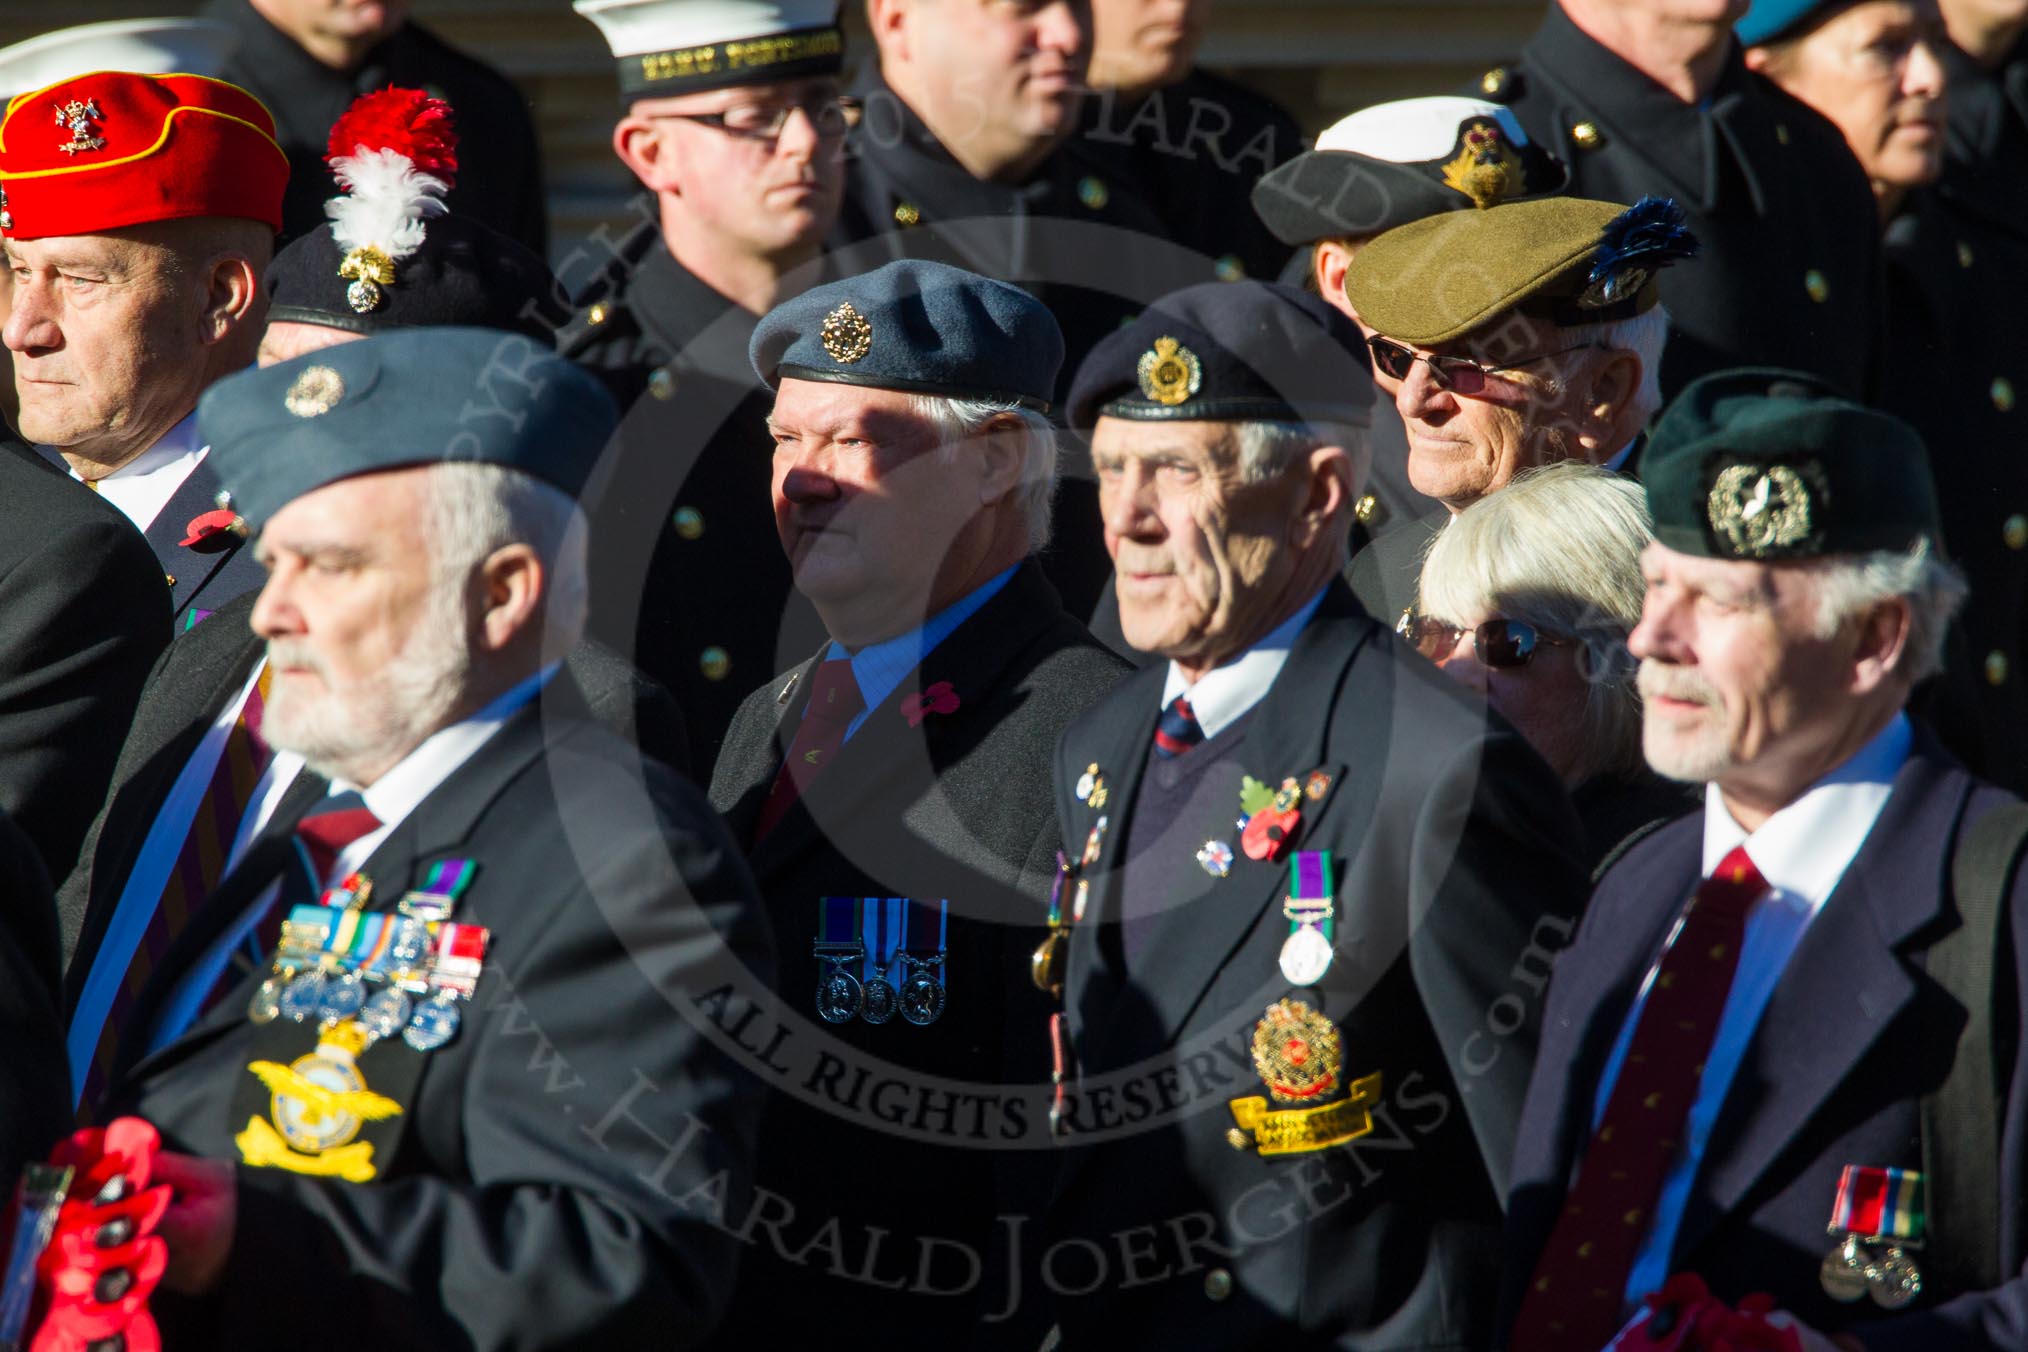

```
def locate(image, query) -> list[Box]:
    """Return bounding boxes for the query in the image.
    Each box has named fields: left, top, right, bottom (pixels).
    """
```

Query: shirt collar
left=334, top=662, right=558, bottom=826
left=1701, top=712, right=1913, bottom=901
left=825, top=565, right=1019, bottom=725
left=1161, top=587, right=1327, bottom=739
left=38, top=409, right=201, bottom=482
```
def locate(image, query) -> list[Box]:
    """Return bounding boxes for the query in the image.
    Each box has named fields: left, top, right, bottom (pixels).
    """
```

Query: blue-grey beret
left=1068, top=281, right=1374, bottom=432
left=749, top=259, right=1064, bottom=414
left=198, top=327, right=617, bottom=529
left=1736, top=0, right=1841, bottom=46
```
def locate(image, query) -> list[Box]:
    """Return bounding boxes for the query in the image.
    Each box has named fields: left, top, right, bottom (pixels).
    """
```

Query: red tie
left=753, top=659, right=863, bottom=842
left=1510, top=845, right=1770, bottom=1350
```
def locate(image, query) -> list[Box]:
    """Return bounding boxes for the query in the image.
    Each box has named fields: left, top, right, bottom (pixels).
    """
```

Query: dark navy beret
left=749, top=259, right=1064, bottom=413
left=265, top=215, right=570, bottom=344
left=199, top=327, right=618, bottom=529
left=1643, top=368, right=1942, bottom=561
left=1067, top=281, right=1374, bottom=433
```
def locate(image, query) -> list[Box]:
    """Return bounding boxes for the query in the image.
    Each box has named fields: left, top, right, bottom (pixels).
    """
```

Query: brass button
left=893, top=201, right=921, bottom=227
left=1804, top=269, right=1829, bottom=303
left=1213, top=254, right=1244, bottom=282
left=673, top=506, right=704, bottom=540
left=648, top=368, right=676, bottom=401
left=1355, top=493, right=1378, bottom=524
left=1958, top=240, right=1976, bottom=269
left=1775, top=122, right=1790, bottom=146
left=164, top=574, right=176, bottom=588
left=2005, top=514, right=2027, bottom=550
left=1225, top=1128, right=1249, bottom=1151
left=1570, top=121, right=1603, bottom=151
left=587, top=303, right=607, bottom=326
left=1203, top=1268, right=1233, bottom=1301
left=700, top=646, right=731, bottom=681
left=1994, top=377, right=2017, bottom=413
left=1077, top=176, right=1109, bottom=210
left=1988, top=650, right=2010, bottom=686
left=1481, top=67, right=1509, bottom=96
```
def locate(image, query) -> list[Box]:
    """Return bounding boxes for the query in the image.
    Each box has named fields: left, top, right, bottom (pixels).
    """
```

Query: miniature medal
left=861, top=972, right=897, bottom=1024
left=279, top=970, right=327, bottom=1023
left=899, top=955, right=945, bottom=1025
left=816, top=960, right=863, bottom=1024
left=1819, top=1165, right=1925, bottom=1308
left=358, top=985, right=415, bottom=1042
left=1819, top=1235, right=1869, bottom=1302
left=317, top=969, right=368, bottom=1024
left=1278, top=852, right=1336, bottom=986
left=1196, top=840, right=1234, bottom=878
left=248, top=975, right=286, bottom=1024
left=402, top=989, right=462, bottom=1052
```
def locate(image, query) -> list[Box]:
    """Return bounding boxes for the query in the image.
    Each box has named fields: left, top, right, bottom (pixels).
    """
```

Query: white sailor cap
left=573, top=0, right=844, bottom=101
left=0, top=18, right=239, bottom=100
left=1316, top=95, right=1532, bottom=159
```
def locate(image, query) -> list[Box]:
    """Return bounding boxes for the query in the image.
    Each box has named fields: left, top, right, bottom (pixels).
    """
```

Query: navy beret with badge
left=750, top=258, right=1064, bottom=413
left=199, top=327, right=618, bottom=531
left=1642, top=367, right=1944, bottom=561
left=1251, top=95, right=1570, bottom=246
left=1067, top=280, right=1374, bottom=434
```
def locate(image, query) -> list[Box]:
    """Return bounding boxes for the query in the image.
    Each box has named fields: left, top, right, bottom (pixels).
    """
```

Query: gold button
left=1203, top=1268, right=1233, bottom=1301
left=1481, top=66, right=1508, bottom=96
left=893, top=201, right=921, bottom=227
left=1213, top=254, right=1244, bottom=282
left=1225, top=1128, right=1249, bottom=1151
left=1988, top=651, right=2010, bottom=686
left=587, top=303, right=607, bottom=326
left=648, top=368, right=676, bottom=401
left=1355, top=493, right=1378, bottom=524
left=1804, top=269, right=1830, bottom=303
left=2006, top=515, right=2028, bottom=550
left=1994, top=377, right=2017, bottom=412
left=673, top=506, right=704, bottom=540
left=1077, top=176, right=1109, bottom=210
left=1571, top=121, right=1602, bottom=151
left=700, top=646, right=731, bottom=681
left=1958, top=241, right=1976, bottom=269
left=1775, top=123, right=1790, bottom=146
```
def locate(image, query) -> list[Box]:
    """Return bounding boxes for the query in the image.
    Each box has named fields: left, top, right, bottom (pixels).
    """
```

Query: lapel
left=742, top=561, right=1069, bottom=883
left=147, top=457, right=247, bottom=622
left=1080, top=586, right=1369, bottom=1063
left=1680, top=744, right=1966, bottom=1244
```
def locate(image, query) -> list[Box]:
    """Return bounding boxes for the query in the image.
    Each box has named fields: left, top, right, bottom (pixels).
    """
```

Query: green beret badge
left=1706, top=460, right=1827, bottom=559
left=1137, top=336, right=1203, bottom=407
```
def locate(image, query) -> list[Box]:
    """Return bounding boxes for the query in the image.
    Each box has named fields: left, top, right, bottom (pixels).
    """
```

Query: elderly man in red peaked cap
left=0, top=71, right=287, bottom=625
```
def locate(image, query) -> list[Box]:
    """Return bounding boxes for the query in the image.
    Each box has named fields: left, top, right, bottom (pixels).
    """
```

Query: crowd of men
left=0, top=0, right=2024, bottom=1347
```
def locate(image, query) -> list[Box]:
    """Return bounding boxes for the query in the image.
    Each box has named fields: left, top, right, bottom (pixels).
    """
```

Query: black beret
left=1642, top=368, right=1943, bottom=561
left=199, top=327, right=617, bottom=530
left=265, top=214, right=569, bottom=343
left=1067, top=280, right=1374, bottom=433
left=750, top=259, right=1063, bottom=413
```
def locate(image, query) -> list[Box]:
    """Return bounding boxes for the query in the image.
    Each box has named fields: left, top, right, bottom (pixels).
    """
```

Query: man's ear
left=476, top=543, right=546, bottom=653
left=1288, top=443, right=1353, bottom=550
left=868, top=0, right=910, bottom=62
left=614, top=116, right=681, bottom=194
left=200, top=253, right=261, bottom=347
left=1848, top=594, right=1914, bottom=696
left=1579, top=348, right=1644, bottom=457
left=974, top=413, right=1031, bottom=507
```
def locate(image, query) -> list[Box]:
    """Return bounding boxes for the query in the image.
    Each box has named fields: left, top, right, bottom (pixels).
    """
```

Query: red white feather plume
left=322, top=87, right=461, bottom=313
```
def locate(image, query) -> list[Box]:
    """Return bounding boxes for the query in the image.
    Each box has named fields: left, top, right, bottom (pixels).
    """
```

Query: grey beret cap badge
left=1136, top=336, right=1203, bottom=406
left=284, top=366, right=346, bottom=418
left=1706, top=460, right=1827, bottom=559
left=820, top=301, right=873, bottom=364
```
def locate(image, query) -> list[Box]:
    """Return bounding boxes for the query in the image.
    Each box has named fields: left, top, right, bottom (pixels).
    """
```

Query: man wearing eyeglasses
left=1042, top=280, right=1587, bottom=1346
left=1339, top=195, right=1697, bottom=628
left=560, top=0, right=847, bottom=763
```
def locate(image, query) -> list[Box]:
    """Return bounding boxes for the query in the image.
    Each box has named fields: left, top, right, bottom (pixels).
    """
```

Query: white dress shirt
left=39, top=410, right=207, bottom=532
left=1596, top=712, right=1913, bottom=1306
left=1160, top=587, right=1328, bottom=738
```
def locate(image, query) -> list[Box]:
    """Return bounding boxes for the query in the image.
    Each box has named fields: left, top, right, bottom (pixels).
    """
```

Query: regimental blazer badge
left=1227, top=998, right=1382, bottom=1156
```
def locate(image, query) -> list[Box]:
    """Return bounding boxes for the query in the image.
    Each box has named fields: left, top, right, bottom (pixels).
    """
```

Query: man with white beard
left=80, top=326, right=772, bottom=1348
left=1505, top=369, right=2028, bottom=1346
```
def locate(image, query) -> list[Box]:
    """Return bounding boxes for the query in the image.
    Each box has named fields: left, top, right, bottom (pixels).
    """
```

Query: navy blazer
left=1504, top=731, right=2028, bottom=1345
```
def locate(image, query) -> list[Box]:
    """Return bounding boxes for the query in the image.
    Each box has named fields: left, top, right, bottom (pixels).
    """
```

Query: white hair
left=424, top=461, right=590, bottom=644
left=1418, top=461, right=1654, bottom=780
left=1807, top=538, right=1967, bottom=685
left=907, top=395, right=1060, bottom=551
left=1231, top=418, right=1371, bottom=487
left=1556, top=303, right=1670, bottom=426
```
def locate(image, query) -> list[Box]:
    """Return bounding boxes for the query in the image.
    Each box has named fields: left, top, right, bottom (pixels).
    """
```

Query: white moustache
left=266, top=640, right=329, bottom=681
left=1637, top=660, right=1719, bottom=709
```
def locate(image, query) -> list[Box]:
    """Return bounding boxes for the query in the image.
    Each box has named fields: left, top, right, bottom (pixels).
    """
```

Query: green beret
left=1344, top=195, right=1698, bottom=346
left=1642, top=368, right=1943, bottom=561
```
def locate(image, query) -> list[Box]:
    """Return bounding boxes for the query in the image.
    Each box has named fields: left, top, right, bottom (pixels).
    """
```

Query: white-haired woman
left=1408, top=461, right=1693, bottom=872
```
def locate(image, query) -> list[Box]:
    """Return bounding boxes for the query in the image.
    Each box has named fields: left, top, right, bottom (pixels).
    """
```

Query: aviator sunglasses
left=1365, top=335, right=1605, bottom=397
left=1400, top=613, right=1573, bottom=670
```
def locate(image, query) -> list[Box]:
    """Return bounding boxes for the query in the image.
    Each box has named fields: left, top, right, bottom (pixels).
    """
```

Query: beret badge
left=821, top=302, right=873, bottom=364
left=1137, top=336, right=1203, bottom=407
left=284, top=366, right=346, bottom=419
left=339, top=246, right=396, bottom=314
left=1579, top=196, right=1698, bottom=311
left=1706, top=460, right=1826, bottom=559
left=1440, top=121, right=1522, bottom=210
left=53, top=99, right=106, bottom=156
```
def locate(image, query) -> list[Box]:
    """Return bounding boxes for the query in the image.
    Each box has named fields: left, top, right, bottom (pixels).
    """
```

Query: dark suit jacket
left=0, top=442, right=170, bottom=889
left=1505, top=732, right=2028, bottom=1345
left=1047, top=583, right=1590, bottom=1349
left=106, top=679, right=769, bottom=1349
left=142, top=455, right=267, bottom=626
left=61, top=588, right=691, bottom=985
left=704, top=559, right=1129, bottom=1346
left=0, top=799, right=77, bottom=1195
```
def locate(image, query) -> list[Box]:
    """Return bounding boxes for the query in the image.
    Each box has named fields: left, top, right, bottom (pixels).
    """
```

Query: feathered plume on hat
left=323, top=87, right=459, bottom=315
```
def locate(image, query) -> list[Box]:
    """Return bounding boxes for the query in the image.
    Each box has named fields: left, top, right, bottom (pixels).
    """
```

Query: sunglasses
left=1365, top=336, right=1606, bottom=397
left=1401, top=613, right=1573, bottom=669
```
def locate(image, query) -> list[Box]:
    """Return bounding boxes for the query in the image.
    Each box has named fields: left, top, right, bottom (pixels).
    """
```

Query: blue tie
left=1153, top=694, right=1204, bottom=759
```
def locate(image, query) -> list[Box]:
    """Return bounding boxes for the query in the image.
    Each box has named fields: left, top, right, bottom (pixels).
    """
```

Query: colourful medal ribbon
left=1046, top=852, right=1068, bottom=928
left=1830, top=1165, right=1925, bottom=1243
left=817, top=895, right=858, bottom=951
left=903, top=898, right=948, bottom=963
left=429, top=922, right=489, bottom=998
left=399, top=857, right=477, bottom=922
left=1286, top=850, right=1335, bottom=938
left=863, top=897, right=903, bottom=985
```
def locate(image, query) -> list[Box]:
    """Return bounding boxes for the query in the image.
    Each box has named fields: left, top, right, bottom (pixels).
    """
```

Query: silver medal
left=899, top=963, right=945, bottom=1026
left=317, top=970, right=367, bottom=1024
left=1819, top=1236, right=1870, bottom=1303
left=1279, top=924, right=1333, bottom=987
left=1867, top=1247, right=1922, bottom=1310
left=359, top=986, right=415, bottom=1041
left=247, top=975, right=285, bottom=1024
left=402, top=991, right=462, bottom=1051
left=816, top=963, right=863, bottom=1024
left=278, top=970, right=326, bottom=1023
left=861, top=975, right=897, bottom=1024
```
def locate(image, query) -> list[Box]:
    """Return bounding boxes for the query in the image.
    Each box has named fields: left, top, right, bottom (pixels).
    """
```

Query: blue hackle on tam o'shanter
left=1588, top=195, right=1700, bottom=286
